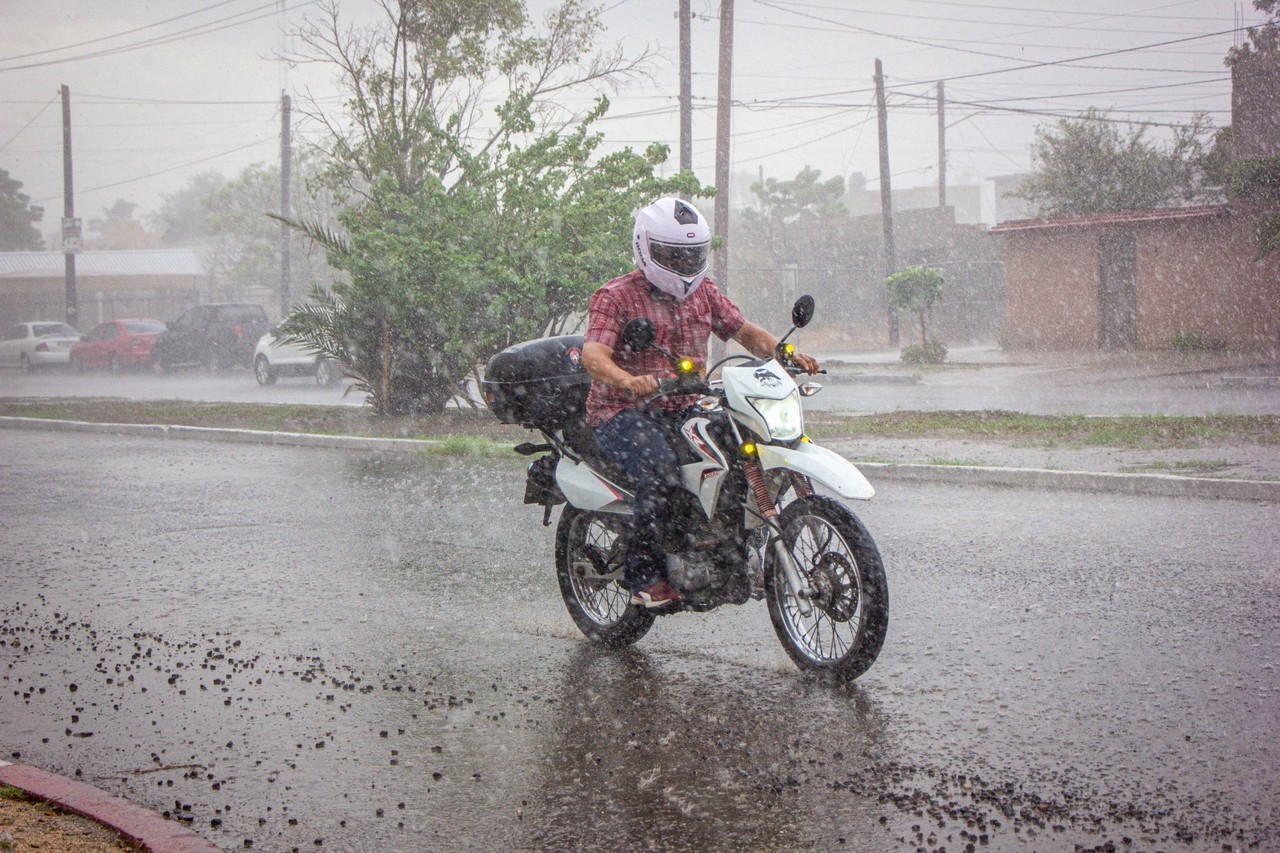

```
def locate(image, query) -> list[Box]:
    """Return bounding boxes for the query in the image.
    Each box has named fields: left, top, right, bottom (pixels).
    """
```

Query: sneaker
left=630, top=579, right=681, bottom=609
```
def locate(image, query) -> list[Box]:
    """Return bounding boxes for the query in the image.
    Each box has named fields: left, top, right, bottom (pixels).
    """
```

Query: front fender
left=756, top=441, right=875, bottom=500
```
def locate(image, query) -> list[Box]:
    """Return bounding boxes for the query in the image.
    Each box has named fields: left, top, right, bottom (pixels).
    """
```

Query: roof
left=990, top=204, right=1228, bottom=233
left=0, top=249, right=207, bottom=278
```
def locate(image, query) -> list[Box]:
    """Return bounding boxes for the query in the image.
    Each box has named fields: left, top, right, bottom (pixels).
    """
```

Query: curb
left=858, top=461, right=1280, bottom=502
left=0, top=760, right=221, bottom=852
left=2, top=415, right=1277, bottom=503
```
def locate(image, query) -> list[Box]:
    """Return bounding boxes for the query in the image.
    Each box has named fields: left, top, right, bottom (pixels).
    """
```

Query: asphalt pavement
left=3, top=430, right=1276, bottom=851
left=0, top=344, right=1278, bottom=850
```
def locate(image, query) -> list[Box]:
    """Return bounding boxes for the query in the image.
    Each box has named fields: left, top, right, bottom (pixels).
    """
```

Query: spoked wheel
left=555, top=506, right=654, bottom=647
left=765, top=495, right=888, bottom=682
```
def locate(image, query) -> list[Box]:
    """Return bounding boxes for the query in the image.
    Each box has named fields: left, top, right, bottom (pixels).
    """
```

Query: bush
left=900, top=340, right=948, bottom=365
left=1169, top=330, right=1226, bottom=352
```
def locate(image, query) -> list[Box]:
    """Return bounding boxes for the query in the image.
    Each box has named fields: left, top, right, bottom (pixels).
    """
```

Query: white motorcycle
left=483, top=296, right=887, bottom=682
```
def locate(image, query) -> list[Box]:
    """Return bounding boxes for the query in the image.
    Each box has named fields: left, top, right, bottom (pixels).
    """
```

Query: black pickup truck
left=150, top=302, right=272, bottom=373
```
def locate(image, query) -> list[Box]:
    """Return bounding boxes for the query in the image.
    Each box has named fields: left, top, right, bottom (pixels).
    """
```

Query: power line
left=0, top=92, right=57, bottom=152
left=809, top=0, right=1223, bottom=21
left=0, top=0, right=317, bottom=73
left=0, top=0, right=243, bottom=63
left=31, top=135, right=276, bottom=205
left=748, top=0, right=1248, bottom=88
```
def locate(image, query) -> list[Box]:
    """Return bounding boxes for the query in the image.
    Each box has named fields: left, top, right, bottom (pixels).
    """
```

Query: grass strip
left=2, top=398, right=1277, bottom=450
left=806, top=410, right=1280, bottom=449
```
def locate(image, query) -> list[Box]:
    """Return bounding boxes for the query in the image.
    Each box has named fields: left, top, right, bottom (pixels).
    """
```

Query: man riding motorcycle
left=581, top=197, right=821, bottom=609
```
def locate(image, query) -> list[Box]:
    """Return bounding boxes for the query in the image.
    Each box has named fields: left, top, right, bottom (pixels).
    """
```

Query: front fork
left=743, top=460, right=816, bottom=615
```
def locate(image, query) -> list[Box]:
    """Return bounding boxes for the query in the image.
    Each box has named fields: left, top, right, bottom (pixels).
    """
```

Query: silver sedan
left=0, top=320, right=82, bottom=372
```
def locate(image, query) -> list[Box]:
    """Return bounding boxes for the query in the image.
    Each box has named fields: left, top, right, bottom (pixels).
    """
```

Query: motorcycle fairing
left=679, top=417, right=729, bottom=518
left=721, top=358, right=801, bottom=441
left=555, top=456, right=632, bottom=514
left=755, top=441, right=876, bottom=500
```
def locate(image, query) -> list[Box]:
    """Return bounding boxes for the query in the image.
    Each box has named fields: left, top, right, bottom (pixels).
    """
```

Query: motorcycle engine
left=666, top=552, right=715, bottom=591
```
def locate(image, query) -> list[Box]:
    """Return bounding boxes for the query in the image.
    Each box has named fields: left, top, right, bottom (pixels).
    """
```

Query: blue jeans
left=592, top=408, right=688, bottom=592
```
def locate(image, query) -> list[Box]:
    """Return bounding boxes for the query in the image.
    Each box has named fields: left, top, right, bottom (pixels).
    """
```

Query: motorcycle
left=482, top=295, right=888, bottom=682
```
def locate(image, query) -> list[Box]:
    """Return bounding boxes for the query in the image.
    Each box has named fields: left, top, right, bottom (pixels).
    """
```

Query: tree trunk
left=380, top=319, right=392, bottom=416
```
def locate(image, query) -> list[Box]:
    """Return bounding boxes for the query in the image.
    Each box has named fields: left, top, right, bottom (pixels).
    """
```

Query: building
left=989, top=173, right=1034, bottom=224
left=991, top=204, right=1279, bottom=351
left=0, top=249, right=208, bottom=332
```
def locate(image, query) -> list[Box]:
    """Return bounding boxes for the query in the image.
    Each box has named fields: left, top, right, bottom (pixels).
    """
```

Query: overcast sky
left=0, top=0, right=1259, bottom=235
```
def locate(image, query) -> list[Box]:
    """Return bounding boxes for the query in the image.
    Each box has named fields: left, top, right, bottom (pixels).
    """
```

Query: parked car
left=0, top=321, right=82, bottom=372
left=69, top=319, right=166, bottom=373
left=150, top=303, right=271, bottom=373
left=253, top=328, right=340, bottom=385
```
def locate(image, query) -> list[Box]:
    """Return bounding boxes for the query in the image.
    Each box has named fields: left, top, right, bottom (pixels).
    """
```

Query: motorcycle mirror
left=621, top=317, right=656, bottom=351
left=791, top=294, right=815, bottom=329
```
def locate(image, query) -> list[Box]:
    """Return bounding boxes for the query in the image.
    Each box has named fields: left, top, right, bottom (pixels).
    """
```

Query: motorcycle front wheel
left=765, top=495, right=888, bottom=682
left=555, top=506, right=654, bottom=647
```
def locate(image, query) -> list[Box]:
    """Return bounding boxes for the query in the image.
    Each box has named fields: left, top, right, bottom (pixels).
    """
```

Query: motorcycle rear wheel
left=555, top=506, right=654, bottom=647
left=765, top=495, right=888, bottom=682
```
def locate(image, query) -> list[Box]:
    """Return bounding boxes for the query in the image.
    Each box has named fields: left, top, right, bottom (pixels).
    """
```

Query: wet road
left=5, top=356, right=1279, bottom=417
left=2, top=430, right=1278, bottom=851
left=0, top=366, right=367, bottom=408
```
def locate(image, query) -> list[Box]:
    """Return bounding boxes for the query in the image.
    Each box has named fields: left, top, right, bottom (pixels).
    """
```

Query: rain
left=2, top=1, right=1278, bottom=851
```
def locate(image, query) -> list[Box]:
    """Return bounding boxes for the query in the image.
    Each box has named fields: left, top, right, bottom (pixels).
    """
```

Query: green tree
left=1226, top=0, right=1279, bottom=66
left=0, top=167, right=45, bottom=250
left=153, top=159, right=339, bottom=304
left=150, top=171, right=227, bottom=245
left=1223, top=0, right=1280, bottom=259
left=281, top=0, right=699, bottom=415
left=88, top=199, right=158, bottom=249
left=743, top=166, right=846, bottom=260
left=886, top=266, right=945, bottom=363
left=1016, top=109, right=1216, bottom=217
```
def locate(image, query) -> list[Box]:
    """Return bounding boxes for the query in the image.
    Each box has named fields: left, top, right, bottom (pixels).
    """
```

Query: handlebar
left=643, top=372, right=711, bottom=404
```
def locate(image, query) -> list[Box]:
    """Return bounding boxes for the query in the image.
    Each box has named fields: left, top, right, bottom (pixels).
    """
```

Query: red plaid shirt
left=584, top=269, right=746, bottom=426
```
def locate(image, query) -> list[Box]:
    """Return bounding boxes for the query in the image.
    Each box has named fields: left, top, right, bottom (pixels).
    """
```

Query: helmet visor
left=649, top=239, right=709, bottom=278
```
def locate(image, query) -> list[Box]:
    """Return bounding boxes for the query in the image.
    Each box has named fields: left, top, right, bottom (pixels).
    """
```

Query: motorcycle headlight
left=747, top=391, right=803, bottom=442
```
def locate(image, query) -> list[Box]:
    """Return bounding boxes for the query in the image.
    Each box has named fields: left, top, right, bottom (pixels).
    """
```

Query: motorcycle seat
left=557, top=419, right=637, bottom=491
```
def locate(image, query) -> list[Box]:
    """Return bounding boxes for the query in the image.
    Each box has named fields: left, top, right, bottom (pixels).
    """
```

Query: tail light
left=232, top=324, right=243, bottom=338
left=35, top=342, right=49, bottom=352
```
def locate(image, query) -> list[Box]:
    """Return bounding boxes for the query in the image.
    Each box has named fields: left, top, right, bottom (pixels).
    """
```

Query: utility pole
left=937, top=81, right=946, bottom=210
left=874, top=59, right=898, bottom=345
left=679, top=0, right=692, bottom=177
left=713, top=0, right=733, bottom=293
left=60, top=84, right=79, bottom=328
left=280, top=92, right=292, bottom=316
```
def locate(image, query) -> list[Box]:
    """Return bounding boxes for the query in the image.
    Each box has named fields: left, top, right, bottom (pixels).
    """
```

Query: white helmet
left=633, top=197, right=711, bottom=300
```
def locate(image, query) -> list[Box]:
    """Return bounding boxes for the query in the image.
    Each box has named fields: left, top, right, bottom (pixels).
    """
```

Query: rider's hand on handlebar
left=623, top=374, right=660, bottom=398
left=791, top=351, right=821, bottom=375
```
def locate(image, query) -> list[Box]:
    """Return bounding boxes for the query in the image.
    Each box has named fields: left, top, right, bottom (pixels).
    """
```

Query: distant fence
left=728, top=259, right=1005, bottom=348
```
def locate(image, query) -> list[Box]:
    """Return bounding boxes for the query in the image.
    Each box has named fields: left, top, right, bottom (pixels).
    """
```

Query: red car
left=69, top=319, right=167, bottom=373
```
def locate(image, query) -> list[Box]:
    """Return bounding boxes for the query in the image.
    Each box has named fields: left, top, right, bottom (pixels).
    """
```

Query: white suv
left=253, top=329, right=340, bottom=386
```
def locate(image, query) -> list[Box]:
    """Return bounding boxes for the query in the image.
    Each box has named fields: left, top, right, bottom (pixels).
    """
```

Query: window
left=32, top=323, right=77, bottom=337
left=2, top=326, right=21, bottom=341
left=124, top=321, right=165, bottom=334
left=217, top=305, right=267, bottom=323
